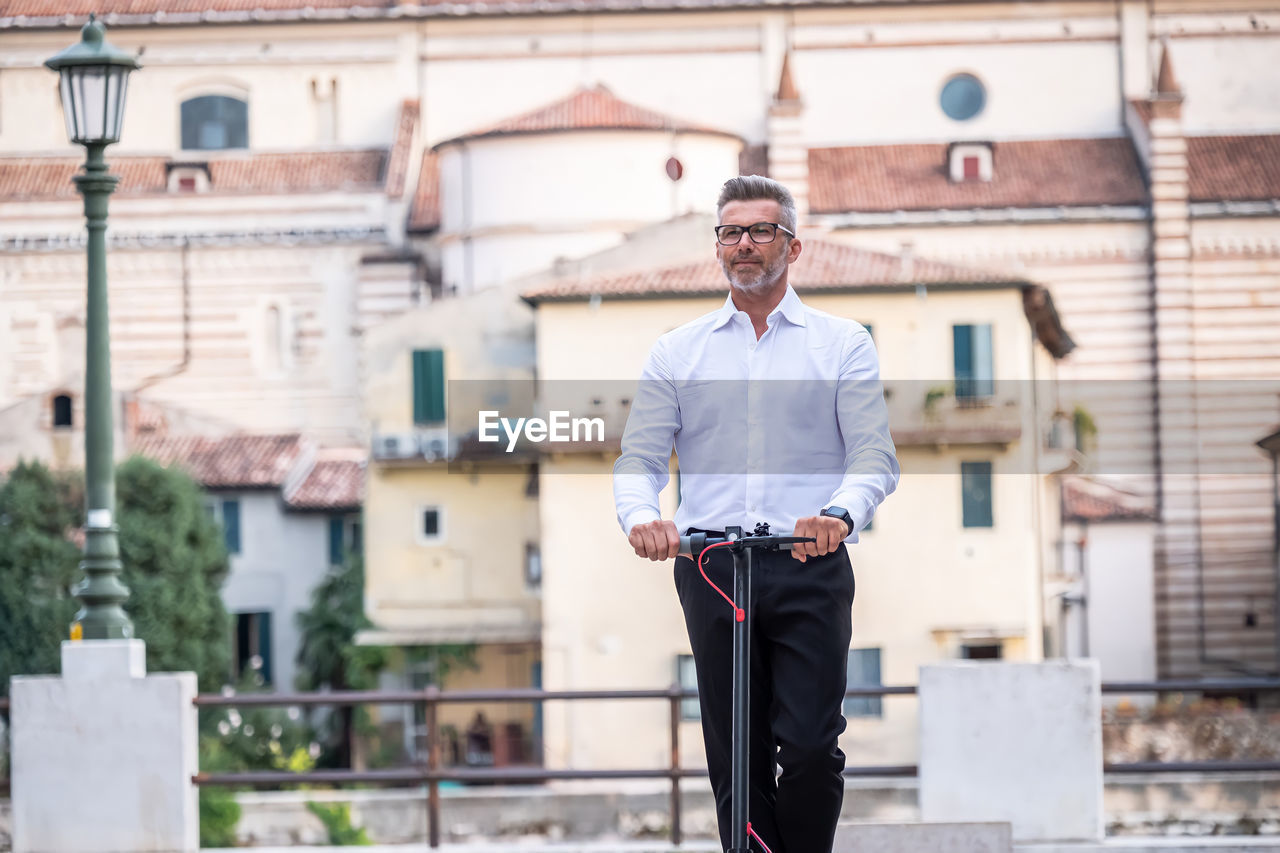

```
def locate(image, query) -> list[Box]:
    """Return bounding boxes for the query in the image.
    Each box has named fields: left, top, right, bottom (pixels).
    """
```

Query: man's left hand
left=790, top=515, right=849, bottom=562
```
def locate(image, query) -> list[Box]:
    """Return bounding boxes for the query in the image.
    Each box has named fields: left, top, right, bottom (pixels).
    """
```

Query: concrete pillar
left=10, top=640, right=198, bottom=853
left=919, top=661, right=1103, bottom=843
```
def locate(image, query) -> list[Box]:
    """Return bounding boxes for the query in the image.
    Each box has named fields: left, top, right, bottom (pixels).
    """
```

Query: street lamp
left=46, top=14, right=140, bottom=640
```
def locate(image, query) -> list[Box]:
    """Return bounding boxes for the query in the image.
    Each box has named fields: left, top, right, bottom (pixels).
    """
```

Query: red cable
left=694, top=541, right=765, bottom=849
left=696, top=540, right=743, bottom=622
left=747, top=821, right=774, bottom=853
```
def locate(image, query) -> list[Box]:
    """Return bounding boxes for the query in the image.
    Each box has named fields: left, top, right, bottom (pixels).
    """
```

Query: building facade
left=2, top=1, right=1278, bottom=770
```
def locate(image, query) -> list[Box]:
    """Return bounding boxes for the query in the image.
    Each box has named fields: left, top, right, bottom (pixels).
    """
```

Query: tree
left=295, top=552, right=386, bottom=768
left=116, top=455, right=231, bottom=692
left=0, top=461, right=82, bottom=695
left=0, top=457, right=231, bottom=695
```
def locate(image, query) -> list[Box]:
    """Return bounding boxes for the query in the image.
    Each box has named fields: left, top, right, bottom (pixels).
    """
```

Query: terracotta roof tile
left=522, top=237, right=1018, bottom=301
left=1062, top=476, right=1155, bottom=523
left=407, top=149, right=440, bottom=232
left=809, top=138, right=1148, bottom=213
left=436, top=84, right=734, bottom=147
left=385, top=99, right=420, bottom=199
left=130, top=433, right=306, bottom=489
left=1188, top=135, right=1280, bottom=203
left=0, top=0, right=377, bottom=15
left=286, top=457, right=364, bottom=510
left=1, top=0, right=1030, bottom=25
left=0, top=149, right=386, bottom=201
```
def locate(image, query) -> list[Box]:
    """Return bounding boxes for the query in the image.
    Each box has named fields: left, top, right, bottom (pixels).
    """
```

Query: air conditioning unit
left=373, top=432, right=418, bottom=460
left=418, top=427, right=450, bottom=461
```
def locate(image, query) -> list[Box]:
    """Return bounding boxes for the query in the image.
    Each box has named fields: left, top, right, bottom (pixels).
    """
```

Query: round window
left=940, top=73, right=986, bottom=121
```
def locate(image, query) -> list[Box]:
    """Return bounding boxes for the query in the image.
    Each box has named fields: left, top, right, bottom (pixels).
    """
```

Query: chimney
left=767, top=51, right=809, bottom=219
left=898, top=240, right=916, bottom=282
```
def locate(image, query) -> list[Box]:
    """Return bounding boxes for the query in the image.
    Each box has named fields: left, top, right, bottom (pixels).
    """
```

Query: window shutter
left=328, top=517, right=345, bottom=566
left=258, top=612, right=274, bottom=686
left=222, top=499, right=241, bottom=554
left=961, top=461, right=994, bottom=528
left=954, top=324, right=994, bottom=399
left=413, top=349, right=446, bottom=424
left=953, top=324, right=973, bottom=398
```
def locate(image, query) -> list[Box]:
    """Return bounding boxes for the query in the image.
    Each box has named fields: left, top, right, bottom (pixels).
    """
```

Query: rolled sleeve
left=613, top=338, right=680, bottom=536
left=828, top=327, right=900, bottom=541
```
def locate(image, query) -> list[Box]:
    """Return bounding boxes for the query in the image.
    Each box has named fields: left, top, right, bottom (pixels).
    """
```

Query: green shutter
left=258, top=612, right=274, bottom=687
left=222, top=499, right=241, bottom=554
left=961, top=461, right=994, bottom=528
left=328, top=517, right=344, bottom=566
left=954, top=324, right=994, bottom=399
left=412, top=349, right=446, bottom=424
left=953, top=324, right=973, bottom=399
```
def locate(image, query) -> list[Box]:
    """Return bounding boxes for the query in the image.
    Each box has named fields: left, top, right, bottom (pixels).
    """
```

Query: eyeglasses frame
left=714, top=221, right=797, bottom=246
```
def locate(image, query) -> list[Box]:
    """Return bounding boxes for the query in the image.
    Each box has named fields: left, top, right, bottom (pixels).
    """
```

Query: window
left=328, top=515, right=361, bottom=566
left=234, top=611, right=273, bottom=686
left=207, top=498, right=243, bottom=554
left=412, top=349, right=446, bottom=424
left=52, top=394, right=73, bottom=428
left=940, top=73, right=986, bottom=121
left=953, top=324, right=994, bottom=401
left=181, top=95, right=248, bottom=150
left=677, top=654, right=700, bottom=721
left=961, top=461, right=994, bottom=528
left=845, top=648, right=883, bottom=718
left=418, top=506, right=444, bottom=544
left=962, top=642, right=1002, bottom=660
left=525, top=543, right=542, bottom=588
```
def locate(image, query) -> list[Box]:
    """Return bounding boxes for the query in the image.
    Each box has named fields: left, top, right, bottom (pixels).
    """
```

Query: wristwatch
left=820, top=506, right=855, bottom=537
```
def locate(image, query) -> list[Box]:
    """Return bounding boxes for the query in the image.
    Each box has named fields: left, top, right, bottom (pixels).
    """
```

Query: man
left=613, top=175, right=899, bottom=853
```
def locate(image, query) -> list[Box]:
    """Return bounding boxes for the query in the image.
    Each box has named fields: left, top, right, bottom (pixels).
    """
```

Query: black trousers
left=674, top=533, right=855, bottom=853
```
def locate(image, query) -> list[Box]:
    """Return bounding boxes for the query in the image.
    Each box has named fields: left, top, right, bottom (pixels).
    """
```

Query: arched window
left=180, top=95, right=248, bottom=150
left=52, top=394, right=73, bottom=428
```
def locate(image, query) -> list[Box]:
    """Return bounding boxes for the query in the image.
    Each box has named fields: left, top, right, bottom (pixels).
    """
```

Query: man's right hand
left=628, top=519, right=681, bottom=561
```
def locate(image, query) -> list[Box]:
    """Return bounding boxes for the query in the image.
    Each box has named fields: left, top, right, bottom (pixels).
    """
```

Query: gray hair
left=716, top=175, right=797, bottom=235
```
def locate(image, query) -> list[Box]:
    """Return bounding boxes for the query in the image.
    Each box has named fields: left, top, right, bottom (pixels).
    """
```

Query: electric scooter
left=678, top=523, right=816, bottom=853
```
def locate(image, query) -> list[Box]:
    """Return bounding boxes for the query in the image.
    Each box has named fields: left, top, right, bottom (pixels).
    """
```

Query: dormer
left=947, top=142, right=993, bottom=183
left=165, top=161, right=212, bottom=194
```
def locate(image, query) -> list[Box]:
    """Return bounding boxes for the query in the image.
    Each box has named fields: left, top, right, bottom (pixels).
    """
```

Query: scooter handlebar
left=678, top=532, right=816, bottom=556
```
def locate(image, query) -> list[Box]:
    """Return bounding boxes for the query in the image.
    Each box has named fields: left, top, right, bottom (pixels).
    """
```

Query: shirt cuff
left=622, top=508, right=662, bottom=537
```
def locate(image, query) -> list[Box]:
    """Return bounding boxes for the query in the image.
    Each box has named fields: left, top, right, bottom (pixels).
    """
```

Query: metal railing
left=5, top=680, right=1280, bottom=845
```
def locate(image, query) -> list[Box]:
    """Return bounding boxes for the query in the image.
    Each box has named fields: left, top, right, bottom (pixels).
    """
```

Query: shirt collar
left=711, top=285, right=808, bottom=331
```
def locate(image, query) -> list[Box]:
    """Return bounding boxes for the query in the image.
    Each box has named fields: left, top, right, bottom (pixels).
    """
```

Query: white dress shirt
left=613, top=285, right=900, bottom=543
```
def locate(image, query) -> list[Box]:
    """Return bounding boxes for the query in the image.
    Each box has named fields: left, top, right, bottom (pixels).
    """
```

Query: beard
left=719, top=249, right=788, bottom=296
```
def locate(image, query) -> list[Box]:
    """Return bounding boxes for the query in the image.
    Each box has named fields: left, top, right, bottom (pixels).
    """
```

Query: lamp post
left=45, top=14, right=140, bottom=640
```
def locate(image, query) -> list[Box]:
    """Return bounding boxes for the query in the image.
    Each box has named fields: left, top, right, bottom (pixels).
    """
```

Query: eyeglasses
left=714, top=222, right=796, bottom=246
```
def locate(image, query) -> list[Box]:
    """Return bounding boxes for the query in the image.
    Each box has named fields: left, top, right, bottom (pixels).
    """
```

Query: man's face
left=716, top=198, right=800, bottom=295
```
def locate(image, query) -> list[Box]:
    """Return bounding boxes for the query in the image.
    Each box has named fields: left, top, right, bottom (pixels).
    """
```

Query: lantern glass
left=58, top=64, right=131, bottom=145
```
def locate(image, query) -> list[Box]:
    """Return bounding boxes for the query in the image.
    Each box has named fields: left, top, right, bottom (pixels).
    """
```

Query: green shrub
left=199, top=786, right=241, bottom=848
left=306, top=801, right=372, bottom=845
